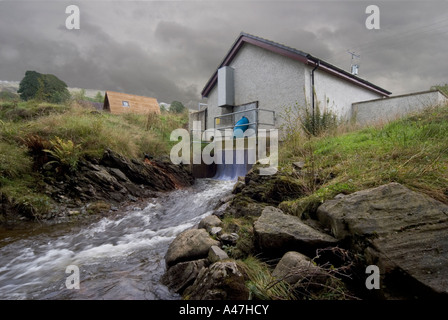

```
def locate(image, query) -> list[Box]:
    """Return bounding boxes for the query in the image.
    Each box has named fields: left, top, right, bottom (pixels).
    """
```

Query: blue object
left=233, top=116, right=249, bottom=138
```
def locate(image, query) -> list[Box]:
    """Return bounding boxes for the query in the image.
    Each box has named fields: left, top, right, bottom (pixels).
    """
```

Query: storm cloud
left=1, top=1, right=448, bottom=107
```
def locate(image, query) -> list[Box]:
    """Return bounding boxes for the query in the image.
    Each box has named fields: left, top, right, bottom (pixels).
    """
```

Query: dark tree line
left=18, top=71, right=70, bottom=103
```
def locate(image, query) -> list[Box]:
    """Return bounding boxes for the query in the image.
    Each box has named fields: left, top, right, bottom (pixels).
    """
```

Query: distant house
left=103, top=91, right=160, bottom=115
left=195, top=32, right=391, bottom=138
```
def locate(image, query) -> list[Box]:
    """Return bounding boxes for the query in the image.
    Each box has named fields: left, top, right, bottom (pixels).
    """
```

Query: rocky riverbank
left=162, top=165, right=448, bottom=300
left=1, top=149, right=194, bottom=226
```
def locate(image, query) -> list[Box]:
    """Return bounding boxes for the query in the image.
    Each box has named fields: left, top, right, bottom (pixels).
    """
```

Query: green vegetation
left=237, top=256, right=295, bottom=300
left=72, top=89, right=104, bottom=103
left=0, top=98, right=188, bottom=219
left=431, top=83, right=448, bottom=97
left=278, top=103, right=448, bottom=218
left=169, top=100, right=186, bottom=114
left=18, top=71, right=70, bottom=103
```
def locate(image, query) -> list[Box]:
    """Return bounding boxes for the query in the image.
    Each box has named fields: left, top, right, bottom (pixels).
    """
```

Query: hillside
left=0, top=80, right=104, bottom=99
left=0, top=98, right=189, bottom=222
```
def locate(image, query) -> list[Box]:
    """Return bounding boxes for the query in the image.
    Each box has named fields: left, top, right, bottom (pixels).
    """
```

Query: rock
left=272, top=251, right=324, bottom=285
left=208, top=245, right=229, bottom=263
left=108, top=168, right=129, bottom=183
left=227, top=196, right=266, bottom=217
left=254, top=206, right=338, bottom=256
left=161, top=259, right=208, bottom=294
left=101, top=149, right=194, bottom=191
left=292, top=161, right=305, bottom=170
left=240, top=169, right=305, bottom=205
left=232, top=181, right=245, bottom=194
left=198, top=215, right=222, bottom=231
left=220, top=194, right=235, bottom=204
left=220, top=233, right=239, bottom=246
left=183, top=261, right=249, bottom=300
left=213, top=201, right=231, bottom=218
left=210, top=227, right=222, bottom=236
left=317, top=182, right=448, bottom=298
left=165, top=229, right=220, bottom=267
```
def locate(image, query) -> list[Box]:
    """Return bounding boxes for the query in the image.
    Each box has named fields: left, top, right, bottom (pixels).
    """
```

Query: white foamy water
left=0, top=179, right=234, bottom=300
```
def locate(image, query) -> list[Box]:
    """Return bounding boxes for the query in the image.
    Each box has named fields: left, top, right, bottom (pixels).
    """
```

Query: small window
left=122, top=101, right=130, bottom=107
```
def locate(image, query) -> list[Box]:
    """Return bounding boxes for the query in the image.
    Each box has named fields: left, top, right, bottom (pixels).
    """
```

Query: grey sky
left=1, top=1, right=448, bottom=107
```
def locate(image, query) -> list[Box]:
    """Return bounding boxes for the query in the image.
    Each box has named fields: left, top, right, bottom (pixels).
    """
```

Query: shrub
left=44, top=136, right=81, bottom=172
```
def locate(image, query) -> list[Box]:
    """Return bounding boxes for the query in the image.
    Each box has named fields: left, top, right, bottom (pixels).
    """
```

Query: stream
left=0, top=179, right=234, bottom=300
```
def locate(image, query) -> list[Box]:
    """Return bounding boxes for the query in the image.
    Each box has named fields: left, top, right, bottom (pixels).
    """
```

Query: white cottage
left=194, top=32, right=391, bottom=138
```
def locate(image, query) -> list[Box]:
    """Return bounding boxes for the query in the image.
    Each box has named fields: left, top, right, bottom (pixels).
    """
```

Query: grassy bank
left=277, top=104, right=448, bottom=217
left=0, top=99, right=188, bottom=219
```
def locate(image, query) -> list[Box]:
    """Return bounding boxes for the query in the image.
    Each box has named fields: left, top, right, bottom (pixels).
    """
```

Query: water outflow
left=213, top=148, right=253, bottom=180
left=0, top=179, right=234, bottom=300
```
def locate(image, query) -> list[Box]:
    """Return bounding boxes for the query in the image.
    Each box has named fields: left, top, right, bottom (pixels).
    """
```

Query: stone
left=317, top=182, right=448, bottom=298
left=220, top=194, right=235, bottom=204
left=210, top=227, right=222, bottom=236
left=183, top=261, right=249, bottom=300
left=272, top=251, right=324, bottom=285
left=161, top=259, right=208, bottom=294
left=165, top=228, right=219, bottom=267
left=198, top=215, right=222, bottom=231
left=220, top=233, right=239, bottom=246
left=232, top=181, right=245, bottom=194
left=213, top=201, right=231, bottom=218
left=254, top=206, right=338, bottom=256
left=292, top=161, right=305, bottom=170
left=108, top=167, right=129, bottom=182
left=208, top=245, right=229, bottom=263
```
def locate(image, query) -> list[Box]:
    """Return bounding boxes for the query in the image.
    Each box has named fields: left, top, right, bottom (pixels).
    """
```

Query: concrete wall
left=189, top=109, right=206, bottom=133
left=304, top=65, right=385, bottom=121
left=352, top=90, right=448, bottom=125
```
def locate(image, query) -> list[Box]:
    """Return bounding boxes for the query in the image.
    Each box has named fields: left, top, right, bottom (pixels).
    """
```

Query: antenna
left=347, top=50, right=360, bottom=75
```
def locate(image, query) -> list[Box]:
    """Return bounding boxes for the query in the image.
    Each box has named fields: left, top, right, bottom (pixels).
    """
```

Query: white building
left=193, top=32, right=391, bottom=139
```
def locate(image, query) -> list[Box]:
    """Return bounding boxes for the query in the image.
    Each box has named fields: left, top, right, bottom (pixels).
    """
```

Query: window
left=122, top=101, right=130, bottom=107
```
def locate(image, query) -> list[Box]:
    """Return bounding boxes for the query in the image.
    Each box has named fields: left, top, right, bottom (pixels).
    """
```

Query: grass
left=278, top=104, right=448, bottom=217
left=0, top=99, right=189, bottom=220
left=237, top=256, right=296, bottom=300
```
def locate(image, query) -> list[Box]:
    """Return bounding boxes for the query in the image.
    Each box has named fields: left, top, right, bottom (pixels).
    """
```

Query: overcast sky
left=1, top=0, right=448, bottom=107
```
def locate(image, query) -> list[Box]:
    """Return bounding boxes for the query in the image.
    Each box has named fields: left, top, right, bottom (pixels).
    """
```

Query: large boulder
left=317, top=182, right=448, bottom=298
left=254, top=206, right=338, bottom=256
left=183, top=261, right=249, bottom=300
left=161, top=259, right=208, bottom=294
left=165, top=229, right=219, bottom=267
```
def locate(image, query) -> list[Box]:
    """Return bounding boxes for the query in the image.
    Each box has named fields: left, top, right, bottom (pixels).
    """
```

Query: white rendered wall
left=352, top=90, right=448, bottom=125
left=304, top=65, right=385, bottom=121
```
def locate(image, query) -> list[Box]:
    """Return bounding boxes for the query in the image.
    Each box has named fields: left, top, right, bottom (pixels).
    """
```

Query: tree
left=18, top=71, right=70, bottom=103
left=17, top=71, right=41, bottom=101
left=94, top=91, right=104, bottom=103
left=170, top=100, right=186, bottom=113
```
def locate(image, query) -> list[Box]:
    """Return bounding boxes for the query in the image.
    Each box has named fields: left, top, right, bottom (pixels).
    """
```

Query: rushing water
left=0, top=179, right=234, bottom=300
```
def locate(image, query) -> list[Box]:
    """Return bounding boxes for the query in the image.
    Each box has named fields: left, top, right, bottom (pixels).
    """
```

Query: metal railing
left=213, top=108, right=276, bottom=134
